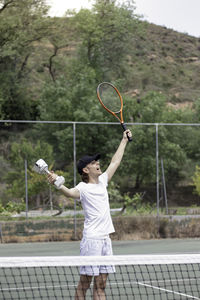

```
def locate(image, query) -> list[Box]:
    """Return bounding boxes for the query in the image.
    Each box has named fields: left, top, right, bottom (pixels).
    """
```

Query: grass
left=0, top=204, right=200, bottom=222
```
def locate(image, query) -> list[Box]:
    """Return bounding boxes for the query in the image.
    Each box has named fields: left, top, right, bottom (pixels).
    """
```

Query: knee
left=78, top=275, right=92, bottom=291
left=94, top=274, right=107, bottom=291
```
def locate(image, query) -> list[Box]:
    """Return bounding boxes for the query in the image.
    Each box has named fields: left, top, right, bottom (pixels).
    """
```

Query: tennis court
left=0, top=239, right=200, bottom=299
left=0, top=238, right=200, bottom=256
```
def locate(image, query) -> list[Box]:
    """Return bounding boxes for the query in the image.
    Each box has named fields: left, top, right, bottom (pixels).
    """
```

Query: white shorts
left=79, top=236, right=115, bottom=276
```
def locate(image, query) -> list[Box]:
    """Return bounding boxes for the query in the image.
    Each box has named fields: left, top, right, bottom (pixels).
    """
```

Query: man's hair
left=81, top=171, right=89, bottom=183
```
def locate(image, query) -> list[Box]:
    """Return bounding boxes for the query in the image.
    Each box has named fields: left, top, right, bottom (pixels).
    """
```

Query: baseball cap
left=77, top=153, right=101, bottom=175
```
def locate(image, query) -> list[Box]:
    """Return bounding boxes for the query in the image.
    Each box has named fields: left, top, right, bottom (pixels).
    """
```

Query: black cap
left=77, top=153, right=101, bottom=175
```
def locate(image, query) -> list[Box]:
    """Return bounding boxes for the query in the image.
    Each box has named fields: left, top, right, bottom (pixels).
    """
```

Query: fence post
left=156, top=124, right=159, bottom=218
left=161, top=158, right=168, bottom=215
left=25, top=159, right=28, bottom=219
left=73, top=122, right=77, bottom=240
left=49, top=186, right=53, bottom=214
left=0, top=224, right=3, bottom=243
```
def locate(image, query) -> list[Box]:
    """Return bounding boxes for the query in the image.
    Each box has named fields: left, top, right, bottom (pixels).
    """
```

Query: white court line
left=0, top=284, right=73, bottom=292
left=137, top=281, right=200, bottom=300
left=110, top=279, right=200, bottom=300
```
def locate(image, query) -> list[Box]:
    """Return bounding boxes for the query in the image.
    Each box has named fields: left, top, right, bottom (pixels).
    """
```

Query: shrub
left=4, top=200, right=25, bottom=213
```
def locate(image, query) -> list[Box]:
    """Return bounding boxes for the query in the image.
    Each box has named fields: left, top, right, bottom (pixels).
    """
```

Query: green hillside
left=24, top=21, right=200, bottom=107
left=1, top=0, right=200, bottom=212
left=126, top=21, right=200, bottom=105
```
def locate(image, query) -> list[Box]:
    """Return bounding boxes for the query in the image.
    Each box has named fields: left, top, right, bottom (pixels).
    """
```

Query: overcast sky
left=47, top=0, right=200, bottom=37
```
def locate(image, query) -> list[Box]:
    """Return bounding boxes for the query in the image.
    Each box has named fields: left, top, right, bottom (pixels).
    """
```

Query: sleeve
left=99, top=172, right=108, bottom=187
left=75, top=182, right=84, bottom=202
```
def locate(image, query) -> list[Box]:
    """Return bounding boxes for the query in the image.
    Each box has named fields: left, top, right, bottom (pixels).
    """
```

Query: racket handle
left=121, top=123, right=132, bottom=142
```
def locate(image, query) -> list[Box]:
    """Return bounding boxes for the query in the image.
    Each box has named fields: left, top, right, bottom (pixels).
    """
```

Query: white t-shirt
left=75, top=172, right=115, bottom=239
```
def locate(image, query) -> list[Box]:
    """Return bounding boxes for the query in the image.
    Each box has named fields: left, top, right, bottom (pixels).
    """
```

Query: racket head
left=97, top=82, right=123, bottom=121
left=97, top=82, right=132, bottom=142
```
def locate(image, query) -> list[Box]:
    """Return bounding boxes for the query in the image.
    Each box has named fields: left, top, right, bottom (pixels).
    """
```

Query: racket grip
left=121, top=123, right=132, bottom=142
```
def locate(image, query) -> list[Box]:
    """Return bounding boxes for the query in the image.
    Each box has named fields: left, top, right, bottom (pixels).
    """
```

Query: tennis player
left=48, top=129, right=132, bottom=300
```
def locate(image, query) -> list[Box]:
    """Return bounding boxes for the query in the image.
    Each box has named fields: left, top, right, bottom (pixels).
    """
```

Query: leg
left=75, top=274, right=93, bottom=300
left=93, top=273, right=108, bottom=300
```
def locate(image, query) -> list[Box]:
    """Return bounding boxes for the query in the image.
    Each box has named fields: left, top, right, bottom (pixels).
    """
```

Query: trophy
left=33, top=159, right=65, bottom=189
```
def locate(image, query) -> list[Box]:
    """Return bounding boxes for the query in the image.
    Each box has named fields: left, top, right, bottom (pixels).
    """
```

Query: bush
left=192, top=165, right=200, bottom=196
left=107, top=181, right=123, bottom=206
left=0, top=203, right=5, bottom=213
left=4, top=200, right=25, bottom=214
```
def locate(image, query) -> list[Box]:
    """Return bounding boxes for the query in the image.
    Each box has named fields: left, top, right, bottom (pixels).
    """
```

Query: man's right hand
left=47, top=171, right=58, bottom=184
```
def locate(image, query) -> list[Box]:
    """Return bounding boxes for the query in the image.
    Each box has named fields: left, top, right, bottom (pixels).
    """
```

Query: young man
left=48, top=129, right=132, bottom=300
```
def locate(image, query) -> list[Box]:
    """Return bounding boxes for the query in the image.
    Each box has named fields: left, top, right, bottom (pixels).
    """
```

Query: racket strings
left=99, top=85, right=122, bottom=113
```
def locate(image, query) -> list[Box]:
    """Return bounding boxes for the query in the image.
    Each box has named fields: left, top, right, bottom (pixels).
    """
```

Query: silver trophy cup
left=33, top=159, right=65, bottom=189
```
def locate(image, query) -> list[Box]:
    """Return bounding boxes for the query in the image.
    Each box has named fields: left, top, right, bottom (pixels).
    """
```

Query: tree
left=43, top=16, right=78, bottom=82
left=112, top=91, right=189, bottom=189
left=73, top=0, right=141, bottom=80
left=32, top=0, right=143, bottom=165
left=0, top=0, right=50, bottom=121
left=3, top=139, right=54, bottom=205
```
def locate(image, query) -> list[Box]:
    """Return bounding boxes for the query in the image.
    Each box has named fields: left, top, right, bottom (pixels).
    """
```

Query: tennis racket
left=97, top=82, right=132, bottom=141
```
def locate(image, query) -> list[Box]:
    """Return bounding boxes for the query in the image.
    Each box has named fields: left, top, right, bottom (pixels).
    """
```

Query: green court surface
left=1, top=261, right=199, bottom=299
left=1, top=239, right=200, bottom=299
left=0, top=238, right=200, bottom=256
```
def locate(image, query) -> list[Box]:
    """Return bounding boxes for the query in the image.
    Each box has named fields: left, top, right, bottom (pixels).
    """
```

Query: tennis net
left=0, top=254, right=200, bottom=299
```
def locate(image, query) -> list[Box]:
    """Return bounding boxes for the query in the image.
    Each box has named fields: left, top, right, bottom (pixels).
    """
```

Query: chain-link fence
left=1, top=120, right=200, bottom=237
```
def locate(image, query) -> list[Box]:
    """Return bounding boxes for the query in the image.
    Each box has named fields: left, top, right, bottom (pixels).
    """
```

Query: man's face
left=83, top=160, right=102, bottom=176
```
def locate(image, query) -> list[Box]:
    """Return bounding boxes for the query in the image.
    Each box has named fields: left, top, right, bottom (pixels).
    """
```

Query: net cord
left=1, top=254, right=200, bottom=268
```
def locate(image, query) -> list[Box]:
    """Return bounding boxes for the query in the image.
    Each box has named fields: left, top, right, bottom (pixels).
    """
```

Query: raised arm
left=47, top=172, right=80, bottom=199
left=106, top=129, right=132, bottom=182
